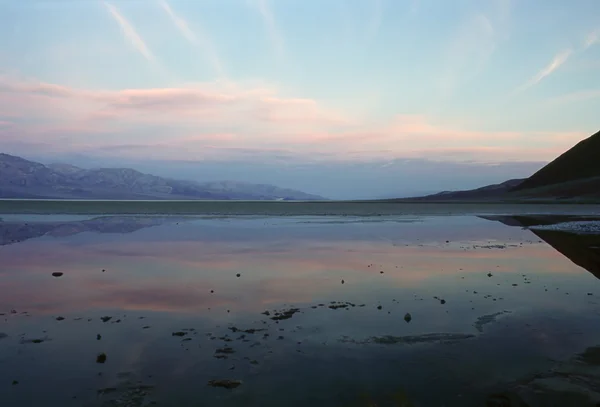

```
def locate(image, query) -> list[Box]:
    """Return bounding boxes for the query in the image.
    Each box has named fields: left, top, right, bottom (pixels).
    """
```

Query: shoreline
left=0, top=199, right=599, bottom=216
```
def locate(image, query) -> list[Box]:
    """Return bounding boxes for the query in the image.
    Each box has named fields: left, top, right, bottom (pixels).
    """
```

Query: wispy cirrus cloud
left=104, top=2, right=155, bottom=62
left=584, top=28, right=599, bottom=49
left=254, top=0, right=284, bottom=58
left=515, top=28, right=598, bottom=94
left=438, top=0, right=512, bottom=98
left=439, top=13, right=496, bottom=96
left=158, top=0, right=225, bottom=77
left=514, top=48, right=572, bottom=93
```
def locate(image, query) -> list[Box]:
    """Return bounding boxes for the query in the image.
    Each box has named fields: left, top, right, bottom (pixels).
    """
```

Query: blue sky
left=0, top=0, right=599, bottom=198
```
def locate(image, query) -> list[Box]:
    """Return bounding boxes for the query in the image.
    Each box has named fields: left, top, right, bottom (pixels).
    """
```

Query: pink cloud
left=99, top=88, right=237, bottom=110
left=0, top=75, right=590, bottom=164
left=0, top=78, right=75, bottom=98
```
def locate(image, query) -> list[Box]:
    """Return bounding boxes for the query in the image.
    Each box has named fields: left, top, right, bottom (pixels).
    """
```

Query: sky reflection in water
left=1, top=215, right=600, bottom=406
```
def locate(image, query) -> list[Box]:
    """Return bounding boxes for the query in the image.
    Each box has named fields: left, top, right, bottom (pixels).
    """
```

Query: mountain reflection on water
left=481, top=215, right=600, bottom=280
left=1, top=214, right=600, bottom=407
left=0, top=216, right=184, bottom=246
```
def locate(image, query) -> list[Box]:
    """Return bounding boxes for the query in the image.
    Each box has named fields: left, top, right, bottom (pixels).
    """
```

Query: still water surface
left=1, top=214, right=600, bottom=406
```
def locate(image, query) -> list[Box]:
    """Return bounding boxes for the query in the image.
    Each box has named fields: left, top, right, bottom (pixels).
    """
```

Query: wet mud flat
left=1, top=213, right=600, bottom=406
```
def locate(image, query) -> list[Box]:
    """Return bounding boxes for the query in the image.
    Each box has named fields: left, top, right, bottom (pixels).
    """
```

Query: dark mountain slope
left=402, top=179, right=525, bottom=201
left=398, top=129, right=600, bottom=201
left=513, top=130, right=600, bottom=191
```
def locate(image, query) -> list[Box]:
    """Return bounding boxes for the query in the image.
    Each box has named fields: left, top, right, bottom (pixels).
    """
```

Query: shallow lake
left=1, top=212, right=600, bottom=406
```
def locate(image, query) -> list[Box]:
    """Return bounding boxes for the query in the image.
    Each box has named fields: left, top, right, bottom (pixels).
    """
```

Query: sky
left=0, top=0, right=599, bottom=199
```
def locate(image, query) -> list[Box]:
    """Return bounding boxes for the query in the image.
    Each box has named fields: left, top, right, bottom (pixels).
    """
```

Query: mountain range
left=0, top=153, right=326, bottom=201
left=404, top=129, right=600, bottom=201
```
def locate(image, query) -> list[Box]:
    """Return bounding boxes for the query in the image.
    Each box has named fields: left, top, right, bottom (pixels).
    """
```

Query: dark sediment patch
left=271, top=308, right=300, bottom=321
left=340, top=333, right=475, bottom=345
left=96, top=383, right=155, bottom=405
left=20, top=337, right=48, bottom=344
left=208, top=379, right=242, bottom=389
left=474, top=311, right=511, bottom=333
left=228, top=327, right=265, bottom=334
left=577, top=346, right=600, bottom=365
left=215, top=347, right=235, bottom=355
left=96, top=353, right=107, bottom=363
left=492, top=344, right=600, bottom=406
